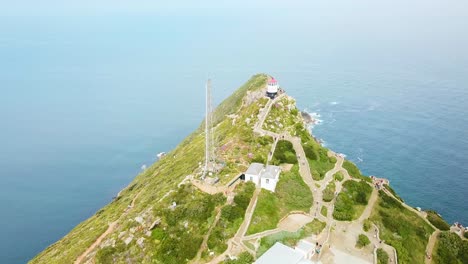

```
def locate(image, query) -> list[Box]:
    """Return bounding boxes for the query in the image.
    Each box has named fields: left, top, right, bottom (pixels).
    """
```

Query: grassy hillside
left=333, top=180, right=373, bottom=221
left=247, top=165, right=313, bottom=235
left=370, top=190, right=434, bottom=264
left=432, top=232, right=468, bottom=264
left=30, top=74, right=268, bottom=264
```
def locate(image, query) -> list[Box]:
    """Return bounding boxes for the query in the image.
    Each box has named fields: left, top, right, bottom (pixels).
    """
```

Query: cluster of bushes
left=153, top=185, right=226, bottom=263
left=207, top=182, right=256, bottom=254
left=333, top=180, right=372, bottom=221
left=248, top=166, right=312, bottom=235
left=363, top=219, right=372, bottom=232
left=465, top=231, right=468, bottom=239
left=356, top=234, right=370, bottom=248
left=376, top=248, right=389, bottom=264
left=321, top=206, right=328, bottom=217
left=322, top=181, right=336, bottom=202
left=333, top=172, right=344, bottom=182
left=433, top=232, right=468, bottom=263
left=370, top=190, right=434, bottom=263
left=302, top=140, right=336, bottom=180
left=271, top=140, right=298, bottom=165
left=426, top=210, right=450, bottom=231
left=343, top=160, right=371, bottom=183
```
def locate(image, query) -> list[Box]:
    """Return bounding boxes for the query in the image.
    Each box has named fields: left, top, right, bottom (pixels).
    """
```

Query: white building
left=245, top=163, right=264, bottom=186
left=260, top=165, right=281, bottom=192
left=255, top=241, right=315, bottom=264
left=266, top=77, right=279, bottom=99
left=244, top=163, right=281, bottom=192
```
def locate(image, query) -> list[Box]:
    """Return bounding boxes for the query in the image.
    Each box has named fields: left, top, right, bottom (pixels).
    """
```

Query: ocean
left=1, top=4, right=467, bottom=263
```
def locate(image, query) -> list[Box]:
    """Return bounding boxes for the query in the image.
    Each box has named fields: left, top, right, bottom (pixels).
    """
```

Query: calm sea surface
left=1, top=7, right=467, bottom=263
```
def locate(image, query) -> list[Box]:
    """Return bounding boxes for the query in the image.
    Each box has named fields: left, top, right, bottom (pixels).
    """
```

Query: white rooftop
left=262, top=165, right=281, bottom=179
left=295, top=240, right=315, bottom=253
left=255, top=242, right=312, bottom=264
left=246, top=163, right=264, bottom=176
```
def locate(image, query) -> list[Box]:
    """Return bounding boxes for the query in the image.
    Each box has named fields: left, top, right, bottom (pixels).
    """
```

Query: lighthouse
left=266, top=77, right=279, bottom=99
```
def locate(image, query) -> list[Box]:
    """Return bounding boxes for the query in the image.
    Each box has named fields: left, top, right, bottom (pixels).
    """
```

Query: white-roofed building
left=244, top=164, right=281, bottom=192
left=259, top=165, right=281, bottom=192
left=255, top=242, right=314, bottom=264
left=245, top=162, right=264, bottom=186
left=294, top=240, right=315, bottom=259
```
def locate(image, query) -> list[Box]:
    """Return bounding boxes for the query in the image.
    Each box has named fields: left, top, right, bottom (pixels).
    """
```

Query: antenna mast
left=203, top=79, right=214, bottom=178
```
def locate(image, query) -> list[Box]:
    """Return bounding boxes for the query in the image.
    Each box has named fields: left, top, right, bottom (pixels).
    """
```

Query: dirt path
left=193, top=207, right=223, bottom=263
left=74, top=191, right=142, bottom=264
left=358, top=188, right=379, bottom=222
left=425, top=230, right=440, bottom=264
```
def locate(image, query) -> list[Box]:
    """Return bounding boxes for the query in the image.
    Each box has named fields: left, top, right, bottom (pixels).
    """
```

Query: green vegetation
left=426, top=210, right=450, bottom=231
left=370, top=190, right=434, bottom=264
left=333, top=172, right=344, bottom=182
left=343, top=160, right=371, bottom=182
left=363, top=219, right=372, bottom=232
left=152, top=184, right=225, bottom=264
left=247, top=190, right=279, bottom=235
left=213, top=74, right=267, bottom=125
left=257, top=219, right=325, bottom=257
left=302, top=140, right=336, bottom=181
left=263, top=97, right=301, bottom=134
left=356, top=234, right=370, bottom=248
left=224, top=252, right=254, bottom=264
left=465, top=231, right=468, bottom=239
left=333, top=180, right=373, bottom=221
left=383, top=184, right=403, bottom=202
left=96, top=242, right=125, bottom=264
left=208, top=182, right=256, bottom=254
left=30, top=74, right=271, bottom=264
left=247, top=165, right=312, bottom=234
left=321, top=206, right=328, bottom=217
left=322, top=181, right=336, bottom=202
left=377, top=248, right=389, bottom=264
left=432, top=232, right=468, bottom=264
left=307, top=219, right=327, bottom=235
left=271, top=140, right=297, bottom=165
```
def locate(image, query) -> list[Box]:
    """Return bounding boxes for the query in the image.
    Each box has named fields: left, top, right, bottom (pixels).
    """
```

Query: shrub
left=333, top=180, right=373, bottom=221
left=356, top=234, right=370, bottom=248
left=465, top=231, right=468, bottom=239
left=363, top=219, right=372, bottom=232
left=376, top=248, right=389, bottom=264
left=322, top=181, right=336, bottom=202
left=303, top=144, right=318, bottom=160
left=426, top=210, right=450, bottom=231
left=272, top=140, right=298, bottom=164
left=333, top=172, right=344, bottom=182
left=321, top=206, right=327, bottom=217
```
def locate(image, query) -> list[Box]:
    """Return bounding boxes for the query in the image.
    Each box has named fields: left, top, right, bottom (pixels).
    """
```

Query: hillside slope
left=30, top=74, right=467, bottom=264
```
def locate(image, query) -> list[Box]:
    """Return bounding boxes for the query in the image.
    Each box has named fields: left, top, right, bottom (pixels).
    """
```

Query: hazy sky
left=2, top=0, right=468, bottom=17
